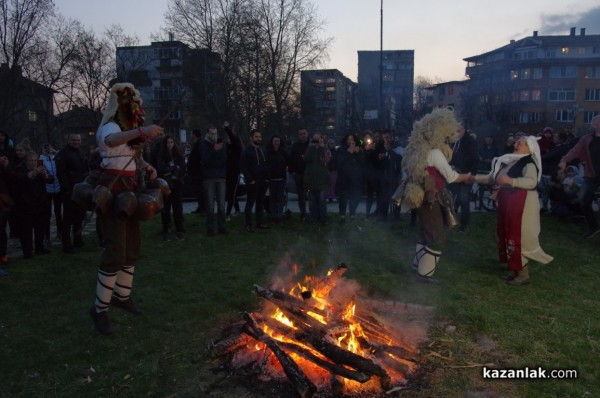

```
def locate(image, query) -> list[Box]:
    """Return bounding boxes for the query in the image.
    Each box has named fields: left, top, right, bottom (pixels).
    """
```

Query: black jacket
left=450, top=134, right=478, bottom=174
left=201, top=139, right=227, bottom=180
left=240, top=144, right=268, bottom=184
left=55, top=145, right=88, bottom=193
left=288, top=141, right=309, bottom=174
left=267, top=148, right=289, bottom=180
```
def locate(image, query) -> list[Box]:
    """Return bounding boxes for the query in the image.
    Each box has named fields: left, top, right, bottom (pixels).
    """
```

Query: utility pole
left=379, top=0, right=384, bottom=129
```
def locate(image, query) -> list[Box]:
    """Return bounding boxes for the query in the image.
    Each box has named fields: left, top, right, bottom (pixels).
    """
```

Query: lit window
left=561, top=47, right=569, bottom=55
left=28, top=110, right=37, bottom=122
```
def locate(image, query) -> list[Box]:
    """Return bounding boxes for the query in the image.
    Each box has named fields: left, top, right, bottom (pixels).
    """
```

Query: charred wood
left=243, top=312, right=317, bottom=398
left=211, top=333, right=254, bottom=358
left=277, top=340, right=371, bottom=384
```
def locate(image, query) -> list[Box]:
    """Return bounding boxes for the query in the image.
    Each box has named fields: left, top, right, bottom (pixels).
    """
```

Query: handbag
left=0, top=192, right=13, bottom=211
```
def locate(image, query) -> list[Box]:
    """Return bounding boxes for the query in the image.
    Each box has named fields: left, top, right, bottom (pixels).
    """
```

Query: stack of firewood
left=211, top=266, right=422, bottom=398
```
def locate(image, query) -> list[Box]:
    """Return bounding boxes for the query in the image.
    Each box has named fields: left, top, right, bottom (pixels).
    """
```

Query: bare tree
left=255, top=0, right=330, bottom=133
left=0, top=0, right=54, bottom=70
left=163, top=0, right=330, bottom=133
left=413, top=75, right=435, bottom=119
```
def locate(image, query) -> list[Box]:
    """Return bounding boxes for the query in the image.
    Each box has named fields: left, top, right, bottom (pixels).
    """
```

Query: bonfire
left=211, top=264, right=432, bottom=397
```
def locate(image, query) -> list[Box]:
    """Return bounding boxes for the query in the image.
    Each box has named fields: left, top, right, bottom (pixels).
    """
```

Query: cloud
left=539, top=6, right=600, bottom=35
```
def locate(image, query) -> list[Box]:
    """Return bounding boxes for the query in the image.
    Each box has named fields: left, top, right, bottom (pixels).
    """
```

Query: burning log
left=277, top=340, right=371, bottom=383
left=243, top=312, right=317, bottom=398
left=254, top=285, right=327, bottom=318
left=298, top=333, right=391, bottom=390
left=304, top=262, right=347, bottom=298
left=211, top=332, right=254, bottom=358
left=356, top=336, right=420, bottom=364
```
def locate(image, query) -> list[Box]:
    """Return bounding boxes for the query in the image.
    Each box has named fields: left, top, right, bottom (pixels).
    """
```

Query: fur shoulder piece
left=399, top=108, right=460, bottom=208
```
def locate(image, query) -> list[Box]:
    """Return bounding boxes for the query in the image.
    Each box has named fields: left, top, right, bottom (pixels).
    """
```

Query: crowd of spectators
left=2, top=116, right=600, bottom=277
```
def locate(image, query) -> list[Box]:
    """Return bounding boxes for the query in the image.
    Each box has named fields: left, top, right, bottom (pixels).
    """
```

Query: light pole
left=379, top=0, right=384, bottom=129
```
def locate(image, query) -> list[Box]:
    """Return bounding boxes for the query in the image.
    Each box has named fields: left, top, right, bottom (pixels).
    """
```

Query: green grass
left=1, top=211, right=599, bottom=397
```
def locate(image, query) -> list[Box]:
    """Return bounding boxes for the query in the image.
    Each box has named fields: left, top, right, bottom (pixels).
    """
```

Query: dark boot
left=111, top=297, right=143, bottom=315
left=90, top=307, right=113, bottom=335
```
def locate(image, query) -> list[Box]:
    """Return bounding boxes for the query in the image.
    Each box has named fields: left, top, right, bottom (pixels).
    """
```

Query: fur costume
left=399, top=108, right=460, bottom=209
left=398, top=108, right=463, bottom=280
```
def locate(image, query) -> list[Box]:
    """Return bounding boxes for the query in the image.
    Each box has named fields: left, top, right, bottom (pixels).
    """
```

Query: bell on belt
left=443, top=205, right=459, bottom=228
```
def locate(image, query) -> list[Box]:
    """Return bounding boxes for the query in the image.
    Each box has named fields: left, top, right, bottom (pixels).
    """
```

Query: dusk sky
left=54, top=0, right=600, bottom=82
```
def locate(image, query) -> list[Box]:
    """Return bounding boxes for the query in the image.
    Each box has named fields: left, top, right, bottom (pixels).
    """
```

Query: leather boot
left=507, top=267, right=529, bottom=286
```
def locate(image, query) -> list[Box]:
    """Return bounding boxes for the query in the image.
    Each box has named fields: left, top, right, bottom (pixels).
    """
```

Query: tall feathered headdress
left=99, top=83, right=145, bottom=132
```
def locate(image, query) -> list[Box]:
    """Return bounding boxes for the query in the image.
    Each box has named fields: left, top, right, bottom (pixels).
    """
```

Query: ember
left=211, top=264, right=432, bottom=397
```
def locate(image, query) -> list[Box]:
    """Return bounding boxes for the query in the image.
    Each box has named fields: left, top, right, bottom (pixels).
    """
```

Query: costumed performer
left=89, top=83, right=164, bottom=335
left=400, top=108, right=471, bottom=282
left=473, top=135, right=553, bottom=285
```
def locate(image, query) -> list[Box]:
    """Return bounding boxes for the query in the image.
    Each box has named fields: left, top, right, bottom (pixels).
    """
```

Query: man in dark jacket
left=240, top=129, right=269, bottom=232
left=201, top=126, right=227, bottom=235
left=187, top=129, right=205, bottom=214
left=288, top=128, right=309, bottom=220
left=449, top=127, right=478, bottom=233
left=55, top=133, right=89, bottom=253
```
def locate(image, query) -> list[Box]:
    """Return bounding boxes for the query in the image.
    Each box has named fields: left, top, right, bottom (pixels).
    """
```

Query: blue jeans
left=449, top=182, right=472, bottom=227
left=245, top=180, right=268, bottom=227
left=308, top=189, right=327, bottom=223
left=338, top=188, right=360, bottom=217
left=293, top=173, right=307, bottom=216
left=269, top=179, right=286, bottom=221
left=203, top=179, right=226, bottom=232
left=580, top=177, right=600, bottom=230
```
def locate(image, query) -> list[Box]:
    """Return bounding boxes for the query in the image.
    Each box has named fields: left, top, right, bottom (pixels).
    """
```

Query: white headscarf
left=490, top=135, right=542, bottom=183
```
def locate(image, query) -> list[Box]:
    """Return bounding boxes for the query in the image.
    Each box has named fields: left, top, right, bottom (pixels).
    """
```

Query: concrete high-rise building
left=463, top=27, right=600, bottom=136
left=116, top=40, right=224, bottom=142
left=300, top=69, right=358, bottom=141
left=357, top=50, right=414, bottom=134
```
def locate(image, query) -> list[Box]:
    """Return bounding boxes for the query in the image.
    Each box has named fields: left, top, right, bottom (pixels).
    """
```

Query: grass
left=1, top=210, right=599, bottom=397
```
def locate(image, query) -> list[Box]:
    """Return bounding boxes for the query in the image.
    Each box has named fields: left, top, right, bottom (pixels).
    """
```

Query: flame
left=234, top=266, right=416, bottom=395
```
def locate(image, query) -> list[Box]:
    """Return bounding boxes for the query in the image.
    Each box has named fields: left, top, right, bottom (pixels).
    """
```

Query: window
left=521, top=68, right=530, bottom=80
left=447, top=86, right=455, bottom=95
left=593, top=46, right=600, bottom=54
left=519, top=113, right=529, bottom=123
left=549, top=66, right=577, bottom=78
left=531, top=89, right=541, bottom=101
left=28, top=110, right=37, bottom=122
left=153, top=86, right=181, bottom=100
left=511, top=92, right=518, bottom=102
left=555, top=109, right=574, bottom=122
left=531, top=112, right=540, bottom=123
left=585, top=89, right=600, bottom=101
left=520, top=90, right=530, bottom=101
left=561, top=47, right=569, bottom=55
left=585, top=67, right=600, bottom=79
left=510, top=70, right=519, bottom=80
left=546, top=50, right=556, bottom=58
left=548, top=88, right=576, bottom=101
left=325, top=86, right=336, bottom=92
left=584, top=111, right=599, bottom=123
left=578, top=47, right=586, bottom=55
left=532, top=68, right=543, bottom=79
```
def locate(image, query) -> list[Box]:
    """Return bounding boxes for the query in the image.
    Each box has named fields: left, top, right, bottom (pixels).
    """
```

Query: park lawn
left=0, top=211, right=598, bottom=397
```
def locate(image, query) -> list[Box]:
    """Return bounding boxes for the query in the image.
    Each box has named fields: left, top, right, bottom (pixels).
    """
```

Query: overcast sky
left=54, top=0, right=600, bottom=82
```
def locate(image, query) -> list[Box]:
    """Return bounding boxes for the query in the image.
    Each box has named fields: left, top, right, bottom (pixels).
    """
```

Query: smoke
left=539, top=5, right=600, bottom=35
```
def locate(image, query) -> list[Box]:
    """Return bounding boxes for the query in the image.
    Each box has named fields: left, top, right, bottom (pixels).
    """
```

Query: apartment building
left=116, top=40, right=224, bottom=141
left=300, top=69, right=358, bottom=141
left=357, top=50, right=414, bottom=134
left=463, top=27, right=600, bottom=136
